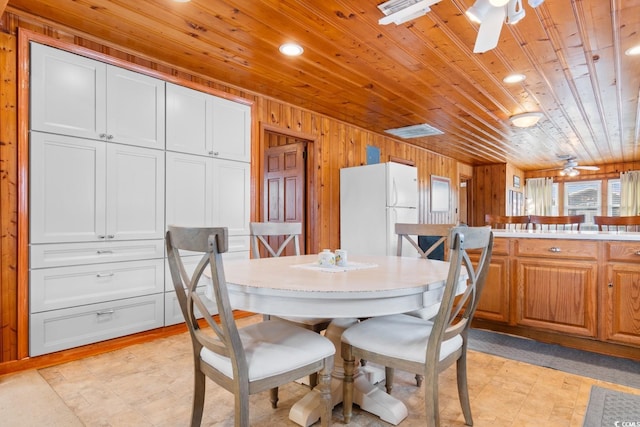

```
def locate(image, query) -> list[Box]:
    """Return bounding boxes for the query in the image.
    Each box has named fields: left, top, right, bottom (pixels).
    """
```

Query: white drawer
left=31, top=259, right=165, bottom=312
left=164, top=288, right=218, bottom=326
left=30, top=293, right=164, bottom=356
left=164, top=250, right=248, bottom=291
left=30, top=239, right=164, bottom=269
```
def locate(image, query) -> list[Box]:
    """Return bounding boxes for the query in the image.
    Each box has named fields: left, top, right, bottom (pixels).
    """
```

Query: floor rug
left=582, top=386, right=640, bottom=427
left=467, top=328, right=640, bottom=389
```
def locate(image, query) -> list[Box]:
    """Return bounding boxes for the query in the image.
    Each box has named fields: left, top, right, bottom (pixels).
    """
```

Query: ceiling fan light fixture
left=465, top=0, right=492, bottom=24
left=506, top=0, right=525, bottom=25
left=527, top=0, right=544, bottom=7
left=509, top=111, right=544, bottom=127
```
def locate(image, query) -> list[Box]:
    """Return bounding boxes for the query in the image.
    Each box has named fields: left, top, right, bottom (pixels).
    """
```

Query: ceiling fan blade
left=575, top=165, right=600, bottom=171
left=473, top=6, right=506, bottom=53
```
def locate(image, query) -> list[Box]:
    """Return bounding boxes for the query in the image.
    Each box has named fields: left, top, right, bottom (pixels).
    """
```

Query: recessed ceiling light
left=503, top=73, right=526, bottom=84
left=279, top=43, right=304, bottom=56
left=625, top=44, right=640, bottom=56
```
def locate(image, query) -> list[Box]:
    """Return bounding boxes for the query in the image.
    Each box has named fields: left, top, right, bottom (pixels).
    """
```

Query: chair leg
left=424, top=370, right=439, bottom=427
left=384, top=367, right=395, bottom=394
left=269, top=387, right=279, bottom=409
left=191, top=370, right=206, bottom=427
left=415, top=373, right=424, bottom=387
left=457, top=351, right=473, bottom=426
left=342, top=343, right=355, bottom=424
left=318, top=357, right=333, bottom=427
left=236, top=383, right=250, bottom=427
left=309, top=372, right=318, bottom=388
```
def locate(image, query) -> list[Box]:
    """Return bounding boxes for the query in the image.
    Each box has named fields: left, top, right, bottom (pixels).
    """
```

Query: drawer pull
left=96, top=250, right=113, bottom=254
left=96, top=272, right=114, bottom=278
left=107, top=234, right=115, bottom=239
left=96, top=309, right=115, bottom=316
left=97, top=235, right=106, bottom=239
left=548, top=247, right=561, bottom=253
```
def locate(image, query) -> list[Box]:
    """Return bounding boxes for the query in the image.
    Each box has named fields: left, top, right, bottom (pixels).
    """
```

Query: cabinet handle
left=96, top=250, right=113, bottom=254
left=208, top=151, right=214, bottom=155
left=96, top=272, right=114, bottom=278
left=99, top=133, right=108, bottom=139
left=107, top=234, right=115, bottom=239
left=97, top=235, right=106, bottom=239
left=608, top=282, right=613, bottom=288
left=212, top=151, right=219, bottom=156
left=107, top=134, right=114, bottom=140
left=96, top=309, right=115, bottom=316
left=548, top=247, right=561, bottom=253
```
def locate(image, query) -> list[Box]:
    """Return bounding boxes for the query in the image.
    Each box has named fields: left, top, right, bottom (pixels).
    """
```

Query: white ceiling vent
left=384, top=123, right=444, bottom=139
left=378, top=0, right=442, bottom=25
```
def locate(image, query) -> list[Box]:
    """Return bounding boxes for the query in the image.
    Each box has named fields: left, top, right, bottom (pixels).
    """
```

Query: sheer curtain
left=620, top=171, right=640, bottom=215
left=525, top=177, right=554, bottom=215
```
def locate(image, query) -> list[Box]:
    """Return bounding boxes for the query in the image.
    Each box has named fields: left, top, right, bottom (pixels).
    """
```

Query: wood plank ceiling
left=4, top=0, right=640, bottom=171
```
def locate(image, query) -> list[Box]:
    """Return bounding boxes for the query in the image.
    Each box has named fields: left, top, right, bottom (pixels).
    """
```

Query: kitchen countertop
left=491, top=229, right=640, bottom=241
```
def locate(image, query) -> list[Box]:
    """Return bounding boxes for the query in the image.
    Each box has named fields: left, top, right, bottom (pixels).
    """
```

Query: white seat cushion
left=200, top=321, right=335, bottom=381
left=341, top=314, right=462, bottom=364
left=405, top=303, right=441, bottom=320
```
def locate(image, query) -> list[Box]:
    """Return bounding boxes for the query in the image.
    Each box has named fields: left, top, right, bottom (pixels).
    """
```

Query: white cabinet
left=166, top=152, right=250, bottom=236
left=30, top=132, right=165, bottom=243
left=30, top=42, right=165, bottom=149
left=166, top=82, right=250, bottom=162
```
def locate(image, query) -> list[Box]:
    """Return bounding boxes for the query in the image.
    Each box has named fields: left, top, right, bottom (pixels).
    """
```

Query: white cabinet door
left=165, top=151, right=214, bottom=227
left=106, top=144, right=165, bottom=240
left=166, top=83, right=213, bottom=156
left=30, top=42, right=165, bottom=149
left=30, top=132, right=107, bottom=243
left=212, top=159, right=251, bottom=236
left=106, top=66, right=165, bottom=149
left=30, top=42, right=107, bottom=140
left=212, top=96, right=251, bottom=162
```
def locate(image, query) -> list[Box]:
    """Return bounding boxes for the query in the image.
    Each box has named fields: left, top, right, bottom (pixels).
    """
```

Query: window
left=564, top=181, right=601, bottom=230
left=608, top=179, right=620, bottom=215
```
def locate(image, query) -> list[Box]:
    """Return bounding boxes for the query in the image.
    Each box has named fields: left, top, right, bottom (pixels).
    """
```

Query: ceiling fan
left=545, top=155, right=600, bottom=177
left=466, top=0, right=545, bottom=53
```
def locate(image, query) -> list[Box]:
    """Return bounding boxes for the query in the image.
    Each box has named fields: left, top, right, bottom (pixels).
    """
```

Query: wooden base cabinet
left=602, top=242, right=640, bottom=347
left=474, top=238, right=510, bottom=323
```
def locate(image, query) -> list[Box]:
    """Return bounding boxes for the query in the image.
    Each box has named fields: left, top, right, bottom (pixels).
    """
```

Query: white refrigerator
left=340, top=162, right=418, bottom=256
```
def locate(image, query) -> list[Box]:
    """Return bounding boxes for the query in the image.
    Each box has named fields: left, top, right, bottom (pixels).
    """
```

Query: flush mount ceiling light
left=503, top=73, right=526, bottom=83
left=378, top=0, right=442, bottom=25
left=509, top=111, right=543, bottom=127
left=625, top=44, right=640, bottom=56
left=279, top=43, right=304, bottom=56
left=467, top=0, right=544, bottom=53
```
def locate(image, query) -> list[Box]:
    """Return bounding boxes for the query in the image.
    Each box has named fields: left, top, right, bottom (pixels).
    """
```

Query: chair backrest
left=250, top=222, right=301, bottom=258
left=594, top=215, right=640, bottom=232
left=529, top=214, right=584, bottom=231
left=395, top=223, right=456, bottom=260
left=166, top=226, right=248, bottom=382
left=484, top=214, right=530, bottom=230
left=426, top=226, right=493, bottom=363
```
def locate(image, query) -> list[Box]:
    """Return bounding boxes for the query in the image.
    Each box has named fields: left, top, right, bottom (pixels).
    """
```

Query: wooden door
left=263, top=142, right=306, bottom=255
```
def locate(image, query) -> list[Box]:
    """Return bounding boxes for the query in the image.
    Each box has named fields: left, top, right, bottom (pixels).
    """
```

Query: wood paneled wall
left=0, top=11, right=468, bottom=366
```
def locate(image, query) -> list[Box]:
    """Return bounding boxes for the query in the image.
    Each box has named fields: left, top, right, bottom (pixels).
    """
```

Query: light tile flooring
left=1, top=316, right=639, bottom=426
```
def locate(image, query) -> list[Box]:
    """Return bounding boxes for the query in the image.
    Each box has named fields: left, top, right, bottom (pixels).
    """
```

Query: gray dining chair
left=341, top=226, right=493, bottom=426
left=394, top=222, right=456, bottom=387
left=166, top=225, right=335, bottom=427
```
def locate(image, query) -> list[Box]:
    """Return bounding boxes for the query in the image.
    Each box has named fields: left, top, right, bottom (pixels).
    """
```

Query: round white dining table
left=216, top=253, right=456, bottom=426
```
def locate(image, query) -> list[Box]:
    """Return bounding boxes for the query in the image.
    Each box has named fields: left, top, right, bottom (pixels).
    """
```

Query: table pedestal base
left=288, top=318, right=408, bottom=426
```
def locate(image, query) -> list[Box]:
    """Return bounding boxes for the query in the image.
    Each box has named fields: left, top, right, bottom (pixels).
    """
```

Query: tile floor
left=1, top=316, right=639, bottom=426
